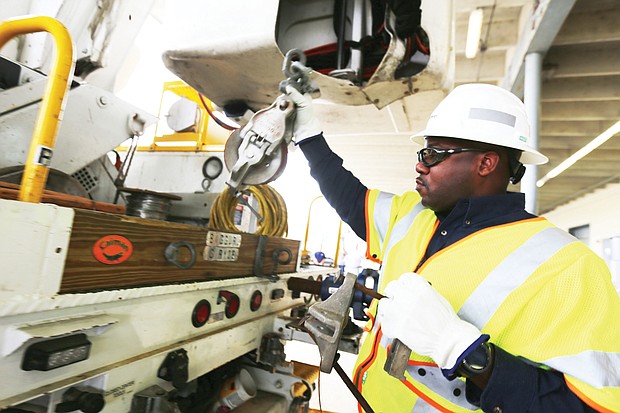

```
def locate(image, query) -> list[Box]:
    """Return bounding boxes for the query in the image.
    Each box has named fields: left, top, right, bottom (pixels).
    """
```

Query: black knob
left=55, top=387, right=105, bottom=413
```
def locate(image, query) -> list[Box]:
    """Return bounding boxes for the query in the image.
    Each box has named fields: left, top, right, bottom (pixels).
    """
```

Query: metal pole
left=336, top=0, right=348, bottom=70
left=333, top=357, right=375, bottom=413
left=523, top=52, right=542, bottom=214
left=349, top=0, right=365, bottom=82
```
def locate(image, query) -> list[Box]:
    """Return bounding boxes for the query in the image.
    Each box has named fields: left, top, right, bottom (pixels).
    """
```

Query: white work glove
left=285, top=85, right=323, bottom=144
left=378, top=272, right=487, bottom=377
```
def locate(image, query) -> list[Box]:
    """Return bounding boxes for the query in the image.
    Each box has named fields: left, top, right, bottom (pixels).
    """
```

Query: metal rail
left=0, top=15, right=75, bottom=202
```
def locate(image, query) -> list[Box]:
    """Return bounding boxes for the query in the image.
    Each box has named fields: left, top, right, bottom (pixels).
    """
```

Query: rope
left=211, top=185, right=288, bottom=237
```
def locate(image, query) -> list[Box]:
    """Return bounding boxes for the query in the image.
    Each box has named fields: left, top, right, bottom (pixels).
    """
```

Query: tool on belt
left=224, top=49, right=318, bottom=191
left=288, top=275, right=414, bottom=413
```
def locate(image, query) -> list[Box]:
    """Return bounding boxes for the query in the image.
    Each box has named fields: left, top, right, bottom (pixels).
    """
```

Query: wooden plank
left=61, top=209, right=299, bottom=293
left=0, top=181, right=125, bottom=214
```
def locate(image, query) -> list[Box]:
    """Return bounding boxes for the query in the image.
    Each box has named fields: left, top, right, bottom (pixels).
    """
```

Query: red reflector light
left=226, top=297, right=240, bottom=318
left=192, top=299, right=211, bottom=327
left=250, top=290, right=262, bottom=312
left=218, top=291, right=240, bottom=319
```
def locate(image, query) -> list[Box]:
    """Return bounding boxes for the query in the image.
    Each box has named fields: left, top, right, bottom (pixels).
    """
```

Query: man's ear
left=477, top=151, right=501, bottom=177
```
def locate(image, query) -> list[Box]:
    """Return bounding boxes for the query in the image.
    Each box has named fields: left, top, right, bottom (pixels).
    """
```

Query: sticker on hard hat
left=33, top=145, right=53, bottom=166
left=469, top=108, right=516, bottom=127
left=519, top=135, right=527, bottom=142
left=93, top=235, right=133, bottom=264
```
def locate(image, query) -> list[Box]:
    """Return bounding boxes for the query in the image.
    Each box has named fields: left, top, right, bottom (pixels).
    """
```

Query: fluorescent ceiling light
left=465, top=8, right=484, bottom=59
left=537, top=120, right=620, bottom=187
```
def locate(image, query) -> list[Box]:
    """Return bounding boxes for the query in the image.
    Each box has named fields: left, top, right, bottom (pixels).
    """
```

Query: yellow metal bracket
left=0, top=15, right=75, bottom=203
left=116, top=80, right=233, bottom=153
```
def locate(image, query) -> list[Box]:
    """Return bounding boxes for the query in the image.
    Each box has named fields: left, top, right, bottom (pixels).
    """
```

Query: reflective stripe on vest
left=545, top=350, right=620, bottom=388
left=382, top=204, right=426, bottom=273
left=370, top=191, right=426, bottom=279
left=373, top=192, right=394, bottom=245
left=412, top=399, right=446, bottom=413
left=457, top=227, right=575, bottom=327
left=383, top=201, right=426, bottom=253
left=456, top=226, right=620, bottom=391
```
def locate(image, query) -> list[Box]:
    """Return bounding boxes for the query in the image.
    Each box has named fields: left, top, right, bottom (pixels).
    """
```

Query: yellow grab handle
left=0, top=15, right=75, bottom=202
left=302, top=195, right=343, bottom=269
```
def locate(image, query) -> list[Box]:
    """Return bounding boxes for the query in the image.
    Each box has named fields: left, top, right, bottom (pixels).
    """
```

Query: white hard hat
left=411, top=83, right=548, bottom=165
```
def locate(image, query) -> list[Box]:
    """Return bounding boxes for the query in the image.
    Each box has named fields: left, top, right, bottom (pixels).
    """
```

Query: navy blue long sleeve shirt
left=299, top=134, right=596, bottom=413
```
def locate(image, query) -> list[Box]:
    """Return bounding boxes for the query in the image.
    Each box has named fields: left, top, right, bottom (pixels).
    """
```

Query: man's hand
left=378, top=272, right=487, bottom=377
left=285, top=85, right=322, bottom=144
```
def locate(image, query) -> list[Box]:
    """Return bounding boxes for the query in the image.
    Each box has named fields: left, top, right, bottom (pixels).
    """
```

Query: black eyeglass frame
left=417, top=147, right=488, bottom=167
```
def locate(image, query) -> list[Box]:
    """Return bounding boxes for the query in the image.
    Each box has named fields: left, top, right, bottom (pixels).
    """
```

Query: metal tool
left=300, top=273, right=376, bottom=413
left=302, top=273, right=357, bottom=373
left=291, top=270, right=380, bottom=321
left=224, top=49, right=317, bottom=191
left=288, top=274, right=413, bottom=381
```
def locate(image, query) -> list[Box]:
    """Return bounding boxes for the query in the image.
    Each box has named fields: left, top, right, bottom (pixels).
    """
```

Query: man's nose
left=415, top=162, right=429, bottom=175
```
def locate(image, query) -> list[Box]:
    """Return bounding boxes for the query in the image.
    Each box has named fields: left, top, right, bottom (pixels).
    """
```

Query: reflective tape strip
left=373, top=192, right=394, bottom=246
left=405, top=364, right=475, bottom=410
left=469, top=107, right=516, bottom=127
left=382, top=202, right=426, bottom=271
left=379, top=331, right=477, bottom=411
left=412, top=399, right=443, bottom=413
left=384, top=202, right=426, bottom=253
left=545, top=350, right=620, bottom=388
left=458, top=227, right=575, bottom=328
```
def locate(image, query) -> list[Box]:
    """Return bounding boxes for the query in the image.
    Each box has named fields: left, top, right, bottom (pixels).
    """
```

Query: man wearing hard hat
left=287, top=83, right=620, bottom=413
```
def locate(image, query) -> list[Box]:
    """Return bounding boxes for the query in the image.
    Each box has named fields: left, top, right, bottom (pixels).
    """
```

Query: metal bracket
left=271, top=247, right=292, bottom=275
left=253, top=237, right=292, bottom=282
left=253, top=235, right=272, bottom=281
left=157, top=349, right=189, bottom=389
left=131, top=386, right=180, bottom=413
left=164, top=241, right=197, bottom=269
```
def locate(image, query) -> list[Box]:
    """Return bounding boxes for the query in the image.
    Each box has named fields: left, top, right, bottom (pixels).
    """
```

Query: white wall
left=543, top=182, right=620, bottom=255
left=543, top=182, right=620, bottom=293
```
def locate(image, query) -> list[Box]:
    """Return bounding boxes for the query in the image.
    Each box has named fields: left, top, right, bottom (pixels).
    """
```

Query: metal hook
left=282, top=49, right=307, bottom=79
left=279, top=49, right=317, bottom=95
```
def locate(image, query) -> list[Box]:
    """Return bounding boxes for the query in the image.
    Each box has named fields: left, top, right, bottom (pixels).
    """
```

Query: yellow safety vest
left=354, top=189, right=620, bottom=413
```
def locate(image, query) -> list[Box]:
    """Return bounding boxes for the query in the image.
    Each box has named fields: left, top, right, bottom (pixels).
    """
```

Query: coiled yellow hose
left=210, top=185, right=288, bottom=237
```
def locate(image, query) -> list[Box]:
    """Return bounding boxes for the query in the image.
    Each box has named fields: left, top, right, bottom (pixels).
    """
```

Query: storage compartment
left=162, top=0, right=453, bottom=111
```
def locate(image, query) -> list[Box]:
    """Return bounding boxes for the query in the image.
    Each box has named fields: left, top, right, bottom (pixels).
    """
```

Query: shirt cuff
left=442, top=334, right=490, bottom=380
left=468, top=345, right=537, bottom=411
left=295, top=132, right=323, bottom=145
left=297, top=133, right=332, bottom=163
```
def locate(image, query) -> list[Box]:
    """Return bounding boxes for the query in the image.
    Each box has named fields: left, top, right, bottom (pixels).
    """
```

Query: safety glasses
left=417, top=147, right=487, bottom=167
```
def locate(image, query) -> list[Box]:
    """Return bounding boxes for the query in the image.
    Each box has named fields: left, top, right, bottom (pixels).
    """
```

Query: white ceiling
left=317, top=0, right=620, bottom=214
left=162, top=0, right=620, bottom=215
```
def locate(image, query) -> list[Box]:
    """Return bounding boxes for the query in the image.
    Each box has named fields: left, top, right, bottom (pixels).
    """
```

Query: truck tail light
left=218, top=291, right=240, bottom=318
left=250, top=290, right=262, bottom=312
left=192, top=299, right=211, bottom=327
